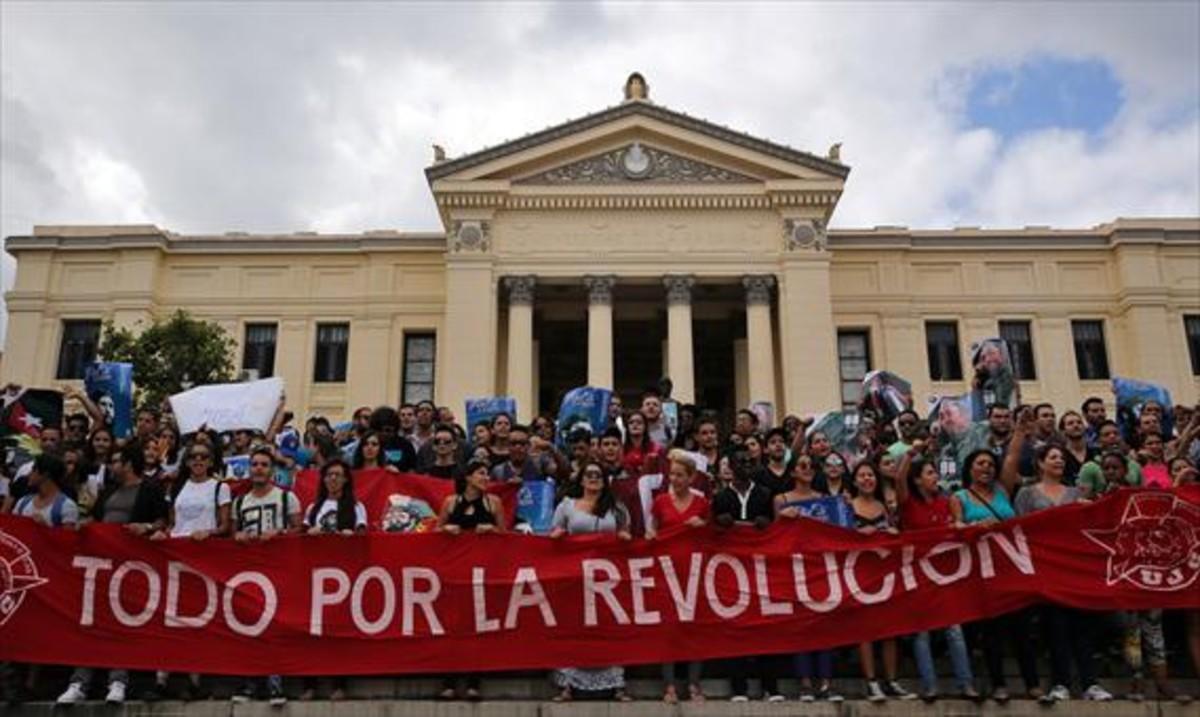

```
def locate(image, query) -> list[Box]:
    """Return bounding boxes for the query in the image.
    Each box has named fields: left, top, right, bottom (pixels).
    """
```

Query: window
left=313, top=323, right=349, bottom=383
left=402, top=333, right=437, bottom=403
left=999, top=320, right=1037, bottom=381
left=1185, top=315, right=1200, bottom=376
left=1071, top=320, right=1110, bottom=380
left=56, top=319, right=101, bottom=380
left=925, top=321, right=963, bottom=381
left=242, top=323, right=277, bottom=379
left=836, top=330, right=871, bottom=408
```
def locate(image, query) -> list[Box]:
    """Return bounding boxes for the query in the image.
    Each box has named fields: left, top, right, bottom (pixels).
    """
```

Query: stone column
left=743, top=275, right=777, bottom=409
left=663, top=275, right=696, bottom=403
left=504, top=276, right=536, bottom=421
left=584, top=275, right=616, bottom=389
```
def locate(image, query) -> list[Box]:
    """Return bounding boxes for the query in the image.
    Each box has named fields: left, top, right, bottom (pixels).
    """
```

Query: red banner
left=1, top=488, right=1197, bottom=675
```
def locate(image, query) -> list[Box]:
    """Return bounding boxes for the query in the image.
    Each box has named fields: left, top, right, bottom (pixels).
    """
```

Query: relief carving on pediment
left=515, top=143, right=756, bottom=185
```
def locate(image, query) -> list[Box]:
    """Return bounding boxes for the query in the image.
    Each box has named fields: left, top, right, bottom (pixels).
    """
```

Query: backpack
left=16, top=493, right=69, bottom=526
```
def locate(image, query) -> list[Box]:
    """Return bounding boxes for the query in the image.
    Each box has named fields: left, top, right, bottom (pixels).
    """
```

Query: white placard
left=169, top=377, right=284, bottom=434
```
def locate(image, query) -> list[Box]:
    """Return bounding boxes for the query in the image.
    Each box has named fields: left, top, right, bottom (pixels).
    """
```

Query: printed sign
left=84, top=362, right=134, bottom=439
left=169, top=377, right=284, bottom=435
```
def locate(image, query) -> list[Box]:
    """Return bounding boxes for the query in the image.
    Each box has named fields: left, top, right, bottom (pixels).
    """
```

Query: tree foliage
left=98, top=310, right=236, bottom=408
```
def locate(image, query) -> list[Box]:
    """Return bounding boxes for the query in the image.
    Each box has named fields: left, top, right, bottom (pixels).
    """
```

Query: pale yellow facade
left=5, top=79, right=1200, bottom=420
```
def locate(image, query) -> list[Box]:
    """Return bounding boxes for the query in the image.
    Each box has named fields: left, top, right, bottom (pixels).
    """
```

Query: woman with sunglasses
left=549, top=462, right=632, bottom=703
left=819, top=451, right=850, bottom=497
left=304, top=459, right=367, bottom=536
left=145, top=442, right=231, bottom=701
left=774, top=454, right=843, bottom=703
left=435, top=460, right=505, bottom=700
left=850, top=461, right=915, bottom=703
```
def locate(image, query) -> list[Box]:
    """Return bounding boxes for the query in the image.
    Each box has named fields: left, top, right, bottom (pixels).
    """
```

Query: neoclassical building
left=5, top=74, right=1200, bottom=421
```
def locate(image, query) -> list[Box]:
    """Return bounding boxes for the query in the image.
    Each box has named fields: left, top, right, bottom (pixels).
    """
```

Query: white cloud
left=1, top=1, right=1198, bottom=343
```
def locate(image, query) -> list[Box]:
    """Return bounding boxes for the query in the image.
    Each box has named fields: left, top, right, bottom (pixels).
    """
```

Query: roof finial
left=432, top=144, right=447, bottom=163
left=827, top=142, right=842, bottom=162
left=624, top=72, right=649, bottom=102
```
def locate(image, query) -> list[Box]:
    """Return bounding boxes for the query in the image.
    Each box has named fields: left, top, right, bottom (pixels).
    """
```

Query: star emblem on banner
left=0, top=530, right=48, bottom=628
left=1083, top=492, right=1200, bottom=592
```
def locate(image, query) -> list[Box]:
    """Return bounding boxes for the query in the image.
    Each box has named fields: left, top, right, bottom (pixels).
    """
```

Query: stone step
left=6, top=696, right=1200, bottom=717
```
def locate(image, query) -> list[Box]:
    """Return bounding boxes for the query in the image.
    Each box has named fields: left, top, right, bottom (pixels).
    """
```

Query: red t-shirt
left=651, top=491, right=710, bottom=530
left=900, top=494, right=952, bottom=530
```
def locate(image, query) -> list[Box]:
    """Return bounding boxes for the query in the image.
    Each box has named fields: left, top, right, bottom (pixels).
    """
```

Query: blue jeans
left=913, top=625, right=973, bottom=693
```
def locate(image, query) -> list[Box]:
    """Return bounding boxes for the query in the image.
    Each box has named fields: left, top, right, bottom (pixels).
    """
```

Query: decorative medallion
left=784, top=218, right=827, bottom=252
left=516, top=144, right=756, bottom=185
left=450, top=220, right=489, bottom=253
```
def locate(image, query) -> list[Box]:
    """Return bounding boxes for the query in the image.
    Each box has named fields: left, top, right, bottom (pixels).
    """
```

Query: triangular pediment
left=426, top=100, right=849, bottom=186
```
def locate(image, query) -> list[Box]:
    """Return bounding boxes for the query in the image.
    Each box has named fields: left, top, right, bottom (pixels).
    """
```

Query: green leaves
left=98, top=310, right=236, bottom=408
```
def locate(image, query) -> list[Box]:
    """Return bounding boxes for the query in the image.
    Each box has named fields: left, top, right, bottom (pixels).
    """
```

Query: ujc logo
left=1084, top=492, right=1200, bottom=592
left=0, top=529, right=48, bottom=627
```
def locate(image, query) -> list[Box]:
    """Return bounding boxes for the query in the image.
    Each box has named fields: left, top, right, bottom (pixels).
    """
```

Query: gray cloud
left=2, top=1, right=1198, bottom=343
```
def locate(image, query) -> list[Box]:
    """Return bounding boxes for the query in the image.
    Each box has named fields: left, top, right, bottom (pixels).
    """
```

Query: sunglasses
left=584, top=471, right=604, bottom=479
left=434, top=438, right=454, bottom=446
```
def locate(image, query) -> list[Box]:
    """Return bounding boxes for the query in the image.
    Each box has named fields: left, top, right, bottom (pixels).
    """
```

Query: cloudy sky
left=2, top=1, right=1198, bottom=341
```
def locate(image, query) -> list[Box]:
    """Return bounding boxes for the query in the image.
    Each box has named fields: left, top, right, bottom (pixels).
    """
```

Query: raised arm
left=63, top=385, right=106, bottom=429
left=1000, top=408, right=1033, bottom=496
left=894, top=447, right=915, bottom=506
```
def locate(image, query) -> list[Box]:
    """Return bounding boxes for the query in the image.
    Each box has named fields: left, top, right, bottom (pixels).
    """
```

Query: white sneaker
left=865, top=680, right=888, bottom=703
left=1083, top=684, right=1113, bottom=701
left=57, top=682, right=87, bottom=705
left=766, top=693, right=786, bottom=702
left=1048, top=684, right=1071, bottom=701
left=105, top=682, right=126, bottom=705
left=730, top=695, right=749, bottom=703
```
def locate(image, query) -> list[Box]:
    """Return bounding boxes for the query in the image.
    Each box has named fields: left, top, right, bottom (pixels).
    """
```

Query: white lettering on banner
left=310, top=568, right=350, bottom=636
left=582, top=559, right=629, bottom=626
left=401, top=567, right=444, bottom=636
left=351, top=567, right=396, bottom=635
left=166, top=561, right=218, bottom=628
left=704, top=554, right=750, bottom=619
left=472, top=567, right=500, bottom=633
left=109, top=561, right=161, bottom=627
left=844, top=548, right=895, bottom=604
left=72, top=556, right=113, bottom=626
left=627, top=558, right=662, bottom=625
left=920, top=542, right=973, bottom=586
left=504, top=567, right=557, bottom=629
left=792, top=553, right=844, bottom=613
left=900, top=544, right=918, bottom=591
left=659, top=553, right=702, bottom=622
left=223, top=572, right=277, bottom=637
left=978, top=526, right=1035, bottom=577
left=754, top=554, right=793, bottom=616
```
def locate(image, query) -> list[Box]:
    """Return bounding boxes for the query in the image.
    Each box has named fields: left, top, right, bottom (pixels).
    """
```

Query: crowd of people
left=1, top=377, right=1198, bottom=707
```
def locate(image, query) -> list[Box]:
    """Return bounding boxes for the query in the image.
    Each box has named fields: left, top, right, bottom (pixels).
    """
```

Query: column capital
left=503, top=275, right=536, bottom=306
left=584, top=275, right=617, bottom=306
left=742, top=274, right=776, bottom=306
left=662, top=274, right=695, bottom=306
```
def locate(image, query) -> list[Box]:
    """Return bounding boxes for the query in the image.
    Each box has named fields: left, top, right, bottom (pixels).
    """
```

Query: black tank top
left=448, top=493, right=496, bottom=530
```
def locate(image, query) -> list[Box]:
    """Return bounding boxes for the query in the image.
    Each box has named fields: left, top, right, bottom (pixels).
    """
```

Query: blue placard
left=84, top=362, right=134, bottom=439
left=1113, top=377, right=1173, bottom=440
left=556, top=386, right=611, bottom=448
left=782, top=495, right=855, bottom=529
left=223, top=455, right=251, bottom=480
left=517, top=479, right=557, bottom=534
left=465, top=397, right=517, bottom=446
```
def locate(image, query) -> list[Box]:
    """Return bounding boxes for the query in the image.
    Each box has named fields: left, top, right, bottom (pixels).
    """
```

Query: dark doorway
left=537, top=319, right=586, bottom=414
left=693, top=317, right=737, bottom=419
left=614, top=316, right=665, bottom=406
